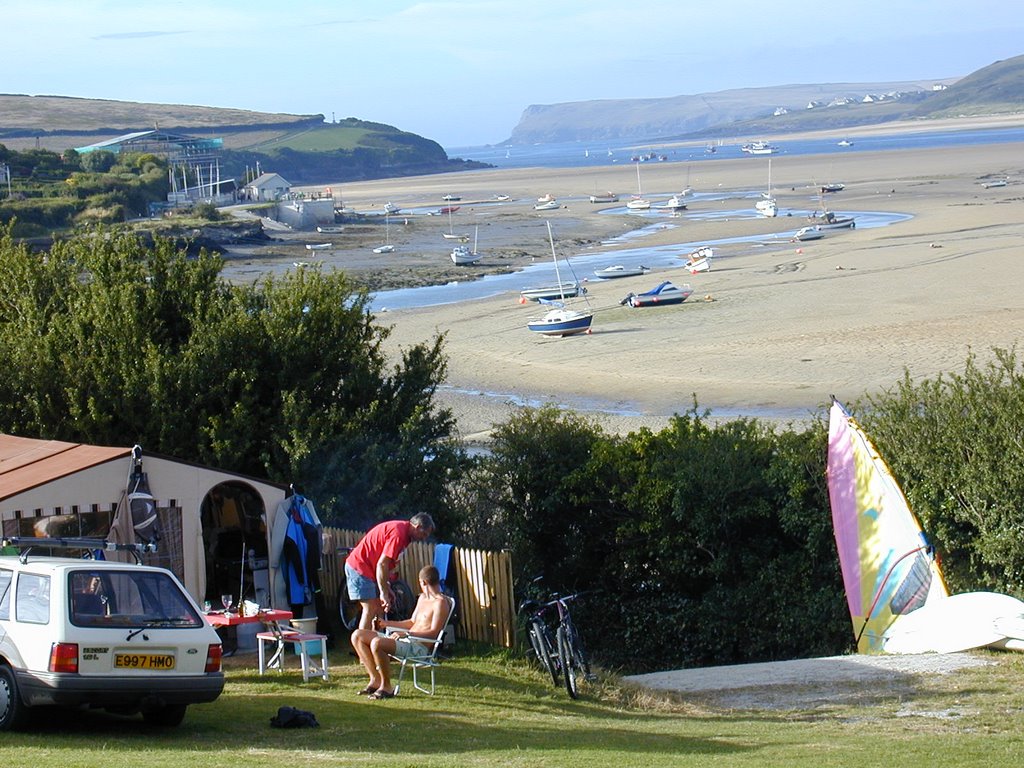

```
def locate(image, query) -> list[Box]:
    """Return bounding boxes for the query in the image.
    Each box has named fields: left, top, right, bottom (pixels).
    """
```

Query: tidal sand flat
left=289, top=140, right=1024, bottom=440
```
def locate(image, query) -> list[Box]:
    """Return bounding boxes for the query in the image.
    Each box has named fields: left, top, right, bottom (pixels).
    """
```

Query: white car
left=0, top=555, right=224, bottom=729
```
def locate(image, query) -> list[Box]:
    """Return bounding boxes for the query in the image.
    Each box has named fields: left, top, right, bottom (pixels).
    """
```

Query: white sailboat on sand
left=626, top=162, right=650, bottom=210
left=526, top=222, right=594, bottom=337
left=755, top=158, right=778, bottom=218
left=450, top=226, right=482, bottom=265
left=373, top=214, right=395, bottom=253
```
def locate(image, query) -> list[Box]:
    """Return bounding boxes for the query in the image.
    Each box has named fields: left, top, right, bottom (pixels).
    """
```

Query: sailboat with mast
left=441, top=204, right=468, bottom=241
left=755, top=158, right=778, bottom=217
left=373, top=213, right=395, bottom=253
left=626, top=162, right=650, bottom=210
left=527, top=222, right=594, bottom=337
left=450, top=226, right=482, bottom=265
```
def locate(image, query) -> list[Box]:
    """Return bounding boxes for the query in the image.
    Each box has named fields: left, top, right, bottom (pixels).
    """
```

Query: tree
left=0, top=225, right=462, bottom=528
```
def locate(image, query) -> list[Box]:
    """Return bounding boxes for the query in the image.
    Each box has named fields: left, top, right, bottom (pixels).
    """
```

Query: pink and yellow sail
left=826, top=400, right=948, bottom=652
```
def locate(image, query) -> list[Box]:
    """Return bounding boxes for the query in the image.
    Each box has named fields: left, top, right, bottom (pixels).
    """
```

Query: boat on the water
left=810, top=209, right=856, bottom=229
left=620, top=281, right=694, bottom=308
left=837, top=139, right=853, bottom=147
left=793, top=225, right=825, bottom=241
left=594, top=264, right=649, bottom=279
left=527, top=222, right=594, bottom=338
left=742, top=140, right=775, bottom=155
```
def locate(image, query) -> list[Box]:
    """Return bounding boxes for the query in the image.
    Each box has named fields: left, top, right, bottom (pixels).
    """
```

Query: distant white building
left=244, top=172, right=292, bottom=202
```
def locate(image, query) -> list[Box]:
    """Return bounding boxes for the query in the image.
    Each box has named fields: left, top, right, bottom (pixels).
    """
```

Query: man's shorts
left=393, top=636, right=429, bottom=659
left=345, top=564, right=378, bottom=600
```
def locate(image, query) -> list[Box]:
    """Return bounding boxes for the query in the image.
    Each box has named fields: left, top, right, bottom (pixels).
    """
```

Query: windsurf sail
left=826, top=400, right=948, bottom=652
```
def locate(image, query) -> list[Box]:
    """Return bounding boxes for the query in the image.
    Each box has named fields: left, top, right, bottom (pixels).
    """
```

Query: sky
left=6, top=1, right=1024, bottom=149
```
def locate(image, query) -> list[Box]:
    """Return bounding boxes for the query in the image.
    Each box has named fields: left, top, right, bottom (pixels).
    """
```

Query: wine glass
left=220, top=594, right=234, bottom=615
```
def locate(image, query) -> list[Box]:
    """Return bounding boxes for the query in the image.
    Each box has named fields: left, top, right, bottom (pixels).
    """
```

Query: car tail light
left=205, top=644, right=222, bottom=673
left=49, top=643, right=79, bottom=673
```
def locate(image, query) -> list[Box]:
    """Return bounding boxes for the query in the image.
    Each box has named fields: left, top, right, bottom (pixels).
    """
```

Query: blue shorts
left=345, top=564, right=378, bottom=601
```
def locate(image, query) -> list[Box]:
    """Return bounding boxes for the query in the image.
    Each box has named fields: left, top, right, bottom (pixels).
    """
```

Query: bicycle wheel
left=387, top=579, right=415, bottom=621
left=528, top=618, right=559, bottom=686
left=556, top=624, right=579, bottom=699
left=337, top=574, right=362, bottom=631
left=563, top=616, right=592, bottom=681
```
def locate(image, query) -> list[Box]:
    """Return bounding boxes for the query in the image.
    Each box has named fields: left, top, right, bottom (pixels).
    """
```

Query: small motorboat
left=594, top=265, right=649, bottom=279
left=820, top=183, right=845, bottom=194
left=534, top=200, right=560, bottom=211
left=442, top=194, right=461, bottom=201
left=383, top=201, right=401, bottom=214
left=682, top=246, right=713, bottom=273
left=793, top=226, right=825, bottom=242
left=316, top=226, right=344, bottom=233
left=811, top=210, right=856, bottom=229
left=620, top=281, right=694, bottom=308
left=305, top=243, right=332, bottom=250
left=589, top=192, right=619, bottom=203
left=372, top=243, right=395, bottom=254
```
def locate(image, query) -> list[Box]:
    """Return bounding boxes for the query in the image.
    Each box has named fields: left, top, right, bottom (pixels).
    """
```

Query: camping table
left=205, top=608, right=293, bottom=658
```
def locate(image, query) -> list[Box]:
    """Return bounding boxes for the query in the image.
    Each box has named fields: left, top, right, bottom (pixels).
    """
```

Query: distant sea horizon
left=445, top=124, right=1024, bottom=170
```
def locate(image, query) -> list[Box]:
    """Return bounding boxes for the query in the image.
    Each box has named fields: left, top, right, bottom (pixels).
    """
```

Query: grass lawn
left=2, top=643, right=1022, bottom=767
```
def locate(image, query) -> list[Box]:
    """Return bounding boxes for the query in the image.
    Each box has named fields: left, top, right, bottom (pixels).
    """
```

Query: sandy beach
left=271, top=132, right=1024, bottom=441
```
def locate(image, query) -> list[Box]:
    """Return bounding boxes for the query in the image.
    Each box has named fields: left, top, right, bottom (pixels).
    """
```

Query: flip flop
left=368, top=689, right=395, bottom=700
left=357, top=685, right=378, bottom=696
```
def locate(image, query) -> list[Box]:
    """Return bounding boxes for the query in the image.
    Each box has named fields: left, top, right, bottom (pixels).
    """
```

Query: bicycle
left=518, top=588, right=594, bottom=699
left=336, top=546, right=414, bottom=632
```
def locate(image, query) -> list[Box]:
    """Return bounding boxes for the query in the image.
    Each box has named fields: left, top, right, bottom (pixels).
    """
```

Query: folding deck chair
left=387, top=594, right=455, bottom=695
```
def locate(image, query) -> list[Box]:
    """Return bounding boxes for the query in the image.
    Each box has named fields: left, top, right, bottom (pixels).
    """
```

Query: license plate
left=114, top=653, right=176, bottom=670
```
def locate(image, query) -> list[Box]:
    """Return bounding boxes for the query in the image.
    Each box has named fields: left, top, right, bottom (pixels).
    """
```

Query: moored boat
left=820, top=183, right=845, bottom=193
left=305, top=243, right=332, bottom=250
left=534, top=200, right=560, bottom=211
left=594, top=264, right=649, bottom=279
left=620, top=281, right=694, bottom=308
left=520, top=283, right=581, bottom=302
left=742, top=140, right=775, bottom=155
left=682, top=246, right=713, bottom=273
left=527, top=221, right=594, bottom=338
left=810, top=209, right=856, bottom=229
left=589, top=192, right=620, bottom=203
left=793, top=225, right=825, bottom=241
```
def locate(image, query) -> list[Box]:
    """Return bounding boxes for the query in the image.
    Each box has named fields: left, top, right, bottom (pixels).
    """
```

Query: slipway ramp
left=623, top=653, right=991, bottom=710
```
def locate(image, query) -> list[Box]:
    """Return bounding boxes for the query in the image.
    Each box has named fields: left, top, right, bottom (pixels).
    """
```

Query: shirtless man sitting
left=350, top=564, right=449, bottom=699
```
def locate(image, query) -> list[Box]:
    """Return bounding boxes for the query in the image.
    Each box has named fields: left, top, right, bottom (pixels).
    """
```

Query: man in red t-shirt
left=345, top=512, right=435, bottom=629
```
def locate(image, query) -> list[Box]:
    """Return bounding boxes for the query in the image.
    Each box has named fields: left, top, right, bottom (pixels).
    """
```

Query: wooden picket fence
left=320, top=527, right=516, bottom=648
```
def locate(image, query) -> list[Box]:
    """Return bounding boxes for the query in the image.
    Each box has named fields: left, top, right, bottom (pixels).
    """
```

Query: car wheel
left=0, top=665, right=31, bottom=731
left=142, top=704, right=187, bottom=727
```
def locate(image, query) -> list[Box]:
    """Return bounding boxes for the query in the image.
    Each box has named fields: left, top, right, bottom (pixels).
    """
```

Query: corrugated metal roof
left=0, top=434, right=131, bottom=501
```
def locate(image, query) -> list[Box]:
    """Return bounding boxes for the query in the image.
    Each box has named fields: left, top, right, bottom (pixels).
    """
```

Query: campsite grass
left=2, top=644, right=1023, bottom=767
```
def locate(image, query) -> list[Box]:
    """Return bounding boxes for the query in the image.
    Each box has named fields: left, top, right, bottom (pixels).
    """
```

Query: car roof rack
left=1, top=536, right=158, bottom=565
